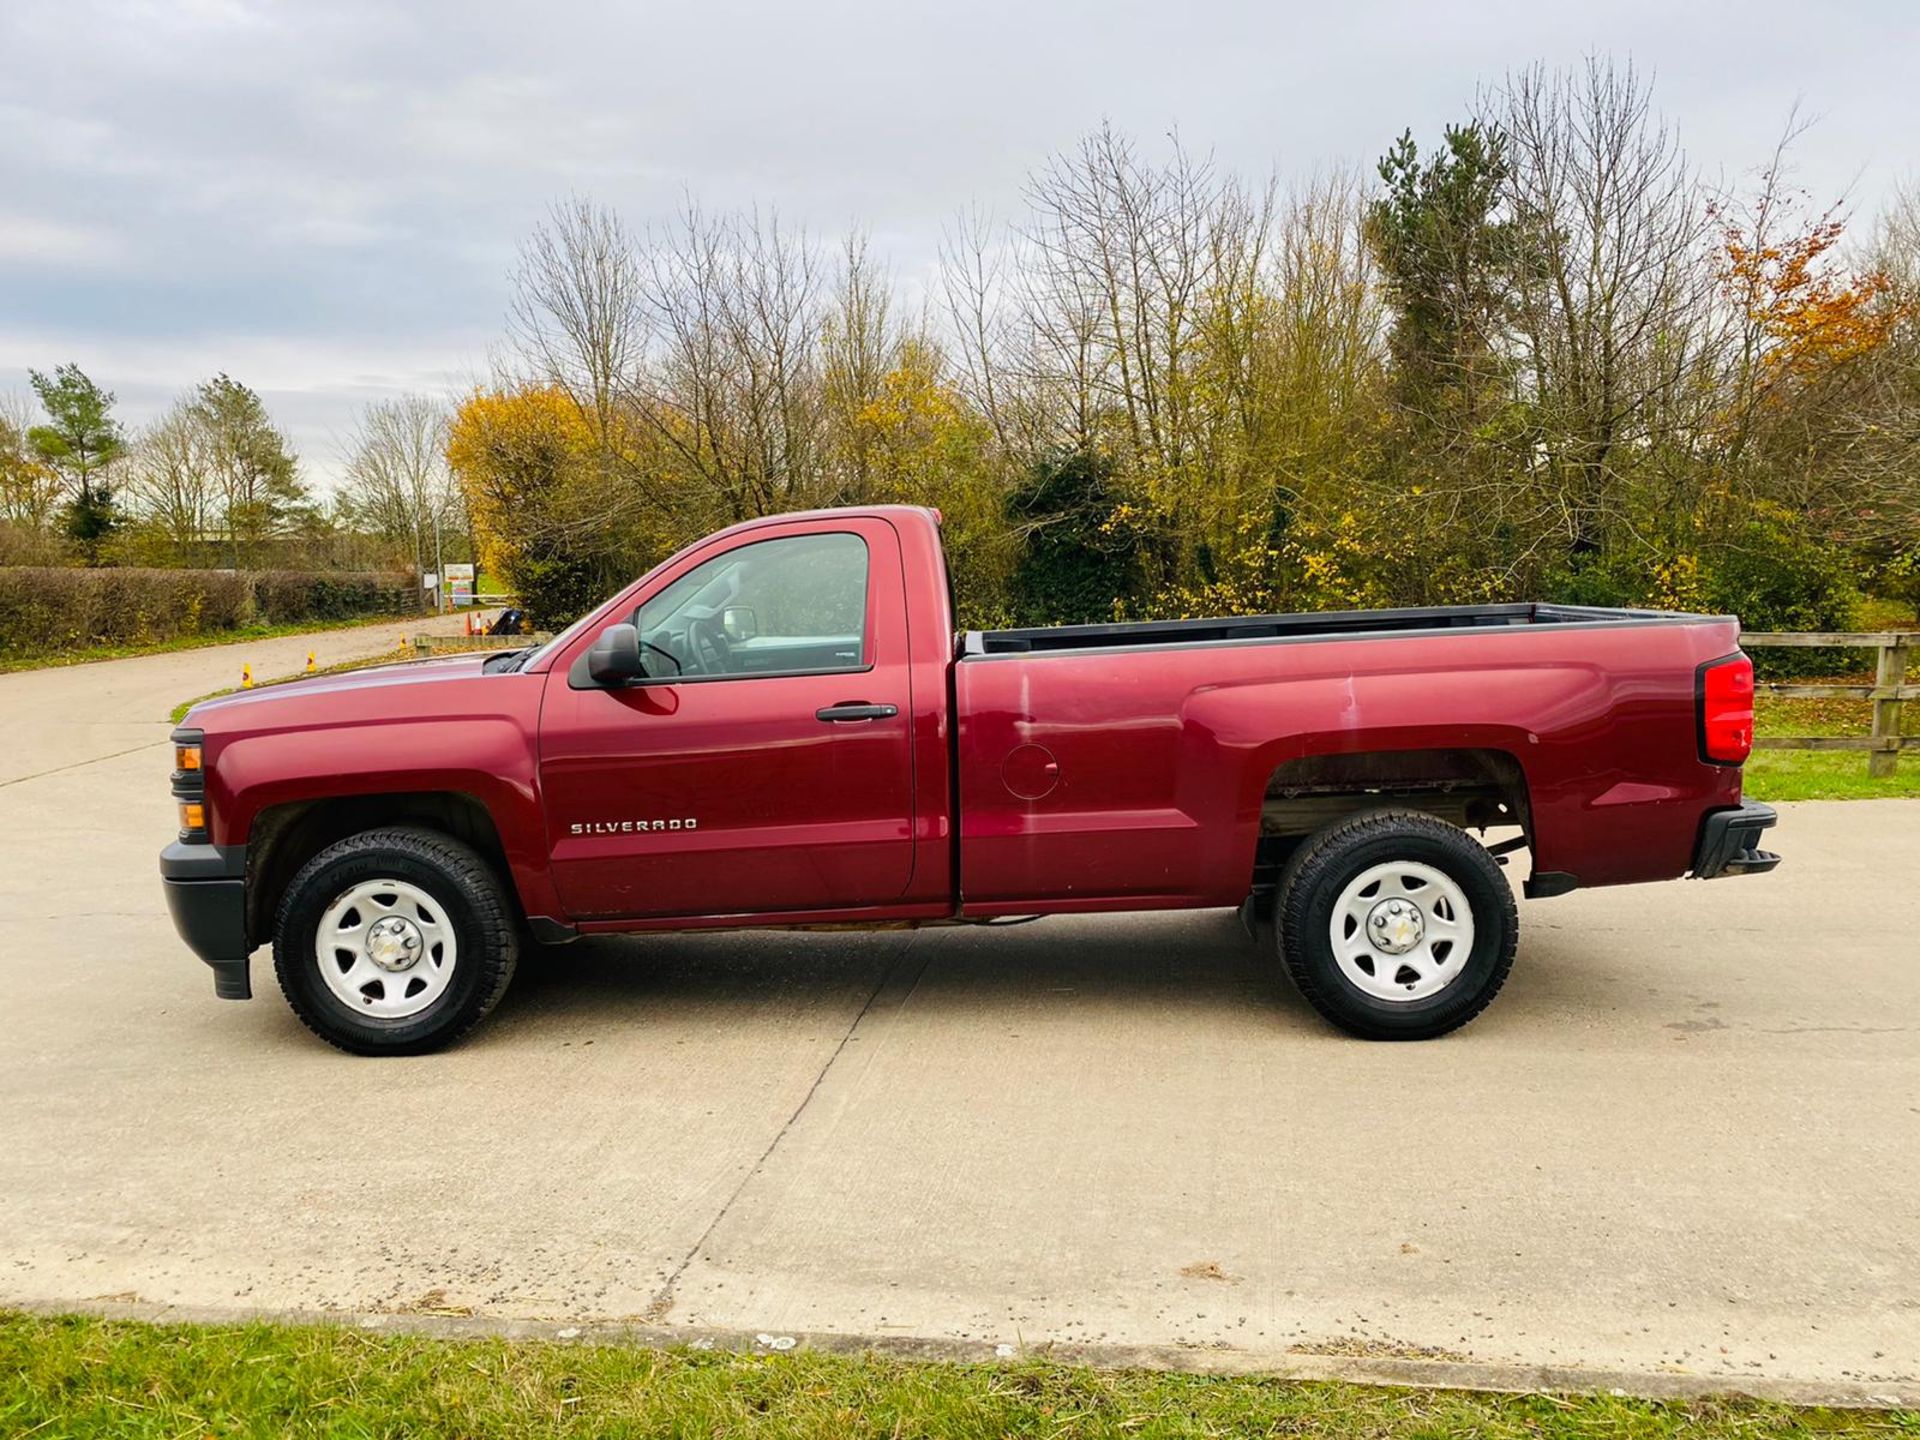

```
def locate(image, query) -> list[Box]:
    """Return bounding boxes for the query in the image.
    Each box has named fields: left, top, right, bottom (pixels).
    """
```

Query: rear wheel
left=1275, top=810, right=1516, bottom=1039
left=273, top=826, right=519, bottom=1055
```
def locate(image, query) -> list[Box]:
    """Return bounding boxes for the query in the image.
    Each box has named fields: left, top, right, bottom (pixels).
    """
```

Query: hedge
left=0, top=567, right=414, bottom=658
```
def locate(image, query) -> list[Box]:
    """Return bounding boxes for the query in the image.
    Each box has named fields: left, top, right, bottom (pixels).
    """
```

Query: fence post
left=1870, top=637, right=1910, bottom=779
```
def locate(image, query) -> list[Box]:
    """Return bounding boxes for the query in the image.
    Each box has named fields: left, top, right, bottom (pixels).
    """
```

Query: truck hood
left=184, top=652, right=506, bottom=728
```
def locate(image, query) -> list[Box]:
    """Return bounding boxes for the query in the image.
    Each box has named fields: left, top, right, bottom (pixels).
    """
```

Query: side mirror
left=722, top=605, right=758, bottom=642
left=586, top=623, right=647, bottom=685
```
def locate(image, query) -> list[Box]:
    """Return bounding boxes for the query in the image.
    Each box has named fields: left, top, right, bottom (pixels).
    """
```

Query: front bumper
left=1691, top=802, right=1781, bottom=880
left=159, top=840, right=252, bottom=998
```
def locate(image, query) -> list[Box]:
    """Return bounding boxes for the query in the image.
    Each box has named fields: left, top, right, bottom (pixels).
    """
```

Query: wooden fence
left=409, top=631, right=552, bottom=655
left=1744, top=631, right=1916, bottom=777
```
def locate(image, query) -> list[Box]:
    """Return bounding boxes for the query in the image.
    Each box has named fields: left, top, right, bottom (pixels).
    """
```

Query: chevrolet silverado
left=161, top=505, right=1779, bottom=1054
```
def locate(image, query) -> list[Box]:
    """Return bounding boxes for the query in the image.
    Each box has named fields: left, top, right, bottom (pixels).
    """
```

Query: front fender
left=206, top=716, right=561, bottom=922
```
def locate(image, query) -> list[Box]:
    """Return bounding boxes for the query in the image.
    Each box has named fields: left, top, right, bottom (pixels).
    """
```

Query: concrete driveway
left=0, top=623, right=1915, bottom=1393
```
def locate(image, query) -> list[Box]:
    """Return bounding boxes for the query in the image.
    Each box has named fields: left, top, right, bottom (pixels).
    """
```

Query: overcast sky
left=4, top=0, right=1916, bottom=489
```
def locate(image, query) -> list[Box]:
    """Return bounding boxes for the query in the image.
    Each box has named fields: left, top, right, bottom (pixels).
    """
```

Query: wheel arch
left=246, top=791, right=515, bottom=947
left=1241, top=744, right=1535, bottom=916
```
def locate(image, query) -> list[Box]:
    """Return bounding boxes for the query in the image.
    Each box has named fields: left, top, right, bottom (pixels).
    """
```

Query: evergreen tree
left=189, top=373, right=305, bottom=567
left=1365, top=123, right=1515, bottom=403
left=27, top=363, right=125, bottom=563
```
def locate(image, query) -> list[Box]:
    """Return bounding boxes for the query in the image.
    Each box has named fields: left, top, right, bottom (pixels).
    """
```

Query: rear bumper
left=159, top=841, right=252, bottom=999
left=1691, top=802, right=1780, bottom=880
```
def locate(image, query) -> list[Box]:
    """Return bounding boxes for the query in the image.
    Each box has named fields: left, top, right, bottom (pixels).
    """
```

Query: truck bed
left=954, top=601, right=1746, bottom=913
left=964, top=602, right=1718, bottom=657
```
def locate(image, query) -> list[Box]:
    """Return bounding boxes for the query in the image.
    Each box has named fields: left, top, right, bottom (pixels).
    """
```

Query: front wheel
left=1276, top=810, right=1517, bottom=1040
left=273, top=827, right=520, bottom=1055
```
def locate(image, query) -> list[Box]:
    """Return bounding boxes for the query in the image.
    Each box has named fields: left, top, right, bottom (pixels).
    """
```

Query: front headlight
left=172, top=728, right=208, bottom=842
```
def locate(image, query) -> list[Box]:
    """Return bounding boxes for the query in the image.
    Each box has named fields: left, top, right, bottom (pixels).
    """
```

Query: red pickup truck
left=161, top=505, right=1778, bottom=1054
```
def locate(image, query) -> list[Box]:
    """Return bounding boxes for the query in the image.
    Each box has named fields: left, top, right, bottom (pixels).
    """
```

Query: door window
left=632, top=531, right=870, bottom=680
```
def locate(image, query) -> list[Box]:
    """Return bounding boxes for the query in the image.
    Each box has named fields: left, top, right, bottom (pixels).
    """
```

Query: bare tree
left=509, top=197, right=649, bottom=448
left=1260, top=173, right=1389, bottom=490
left=1489, top=58, right=1725, bottom=560
left=123, top=401, right=217, bottom=552
left=0, top=391, right=65, bottom=538
left=506, top=197, right=848, bottom=531
left=631, top=203, right=829, bottom=522
left=939, top=208, right=1039, bottom=461
left=1002, top=126, right=1310, bottom=581
left=1019, top=125, right=1227, bottom=476
left=341, top=394, right=462, bottom=605
left=819, top=231, right=901, bottom=502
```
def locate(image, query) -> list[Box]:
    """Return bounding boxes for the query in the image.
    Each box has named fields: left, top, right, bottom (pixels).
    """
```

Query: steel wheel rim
left=1328, top=860, right=1475, bottom=1002
left=316, top=877, right=457, bottom=1020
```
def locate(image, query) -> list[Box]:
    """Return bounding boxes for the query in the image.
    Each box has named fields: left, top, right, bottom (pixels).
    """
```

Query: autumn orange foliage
left=1719, top=206, right=1903, bottom=395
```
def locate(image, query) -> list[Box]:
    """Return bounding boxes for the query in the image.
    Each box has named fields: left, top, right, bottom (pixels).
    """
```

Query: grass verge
left=1745, top=689, right=1920, bottom=803
left=0, top=612, right=417, bottom=676
left=1741, top=751, right=1920, bottom=802
left=1, top=1312, right=1912, bottom=1439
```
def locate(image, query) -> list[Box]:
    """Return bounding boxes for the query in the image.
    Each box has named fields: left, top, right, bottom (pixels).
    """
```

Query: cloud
left=1, top=0, right=1917, bottom=488
left=0, top=216, right=128, bottom=268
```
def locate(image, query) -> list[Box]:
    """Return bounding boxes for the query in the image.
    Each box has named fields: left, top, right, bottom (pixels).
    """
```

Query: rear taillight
left=1699, top=654, right=1755, bottom=765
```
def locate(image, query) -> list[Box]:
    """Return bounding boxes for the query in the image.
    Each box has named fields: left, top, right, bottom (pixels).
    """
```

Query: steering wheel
left=687, top=616, right=732, bottom=676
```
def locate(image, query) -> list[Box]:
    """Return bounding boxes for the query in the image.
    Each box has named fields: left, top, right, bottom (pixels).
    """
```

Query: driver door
left=537, top=518, right=917, bottom=920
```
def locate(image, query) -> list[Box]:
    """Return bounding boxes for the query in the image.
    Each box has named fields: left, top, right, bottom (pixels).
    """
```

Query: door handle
left=816, top=702, right=898, bottom=722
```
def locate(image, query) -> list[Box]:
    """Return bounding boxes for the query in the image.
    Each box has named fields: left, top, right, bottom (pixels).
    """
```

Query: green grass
left=1744, top=688, right=1920, bottom=803
left=0, top=611, right=416, bottom=676
left=1, top=1312, right=1910, bottom=1440
left=1742, top=751, right=1920, bottom=802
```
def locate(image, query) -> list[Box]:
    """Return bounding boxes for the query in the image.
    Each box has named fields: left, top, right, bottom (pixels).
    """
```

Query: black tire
left=1276, top=810, right=1516, bottom=1040
left=273, top=826, right=520, bottom=1056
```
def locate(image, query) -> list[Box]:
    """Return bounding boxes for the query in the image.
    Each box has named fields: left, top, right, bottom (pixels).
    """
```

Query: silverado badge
left=570, top=818, right=698, bottom=834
